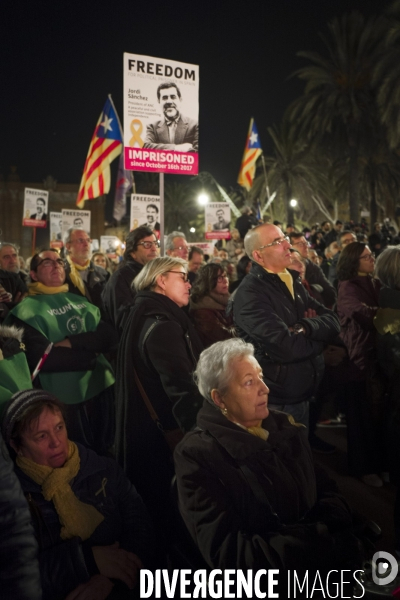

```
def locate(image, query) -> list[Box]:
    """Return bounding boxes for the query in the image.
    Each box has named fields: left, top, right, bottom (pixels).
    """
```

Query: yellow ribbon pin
left=95, top=477, right=108, bottom=498
left=129, top=119, right=144, bottom=148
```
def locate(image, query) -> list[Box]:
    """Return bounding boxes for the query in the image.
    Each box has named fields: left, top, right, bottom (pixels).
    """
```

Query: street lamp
left=198, top=193, right=209, bottom=206
left=290, top=199, right=298, bottom=208
left=190, top=227, right=196, bottom=233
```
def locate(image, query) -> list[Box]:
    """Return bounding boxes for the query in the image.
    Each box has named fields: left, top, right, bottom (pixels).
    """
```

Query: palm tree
left=260, top=116, right=325, bottom=224
left=164, top=182, right=201, bottom=237
left=373, top=1, right=400, bottom=148
left=289, top=12, right=385, bottom=222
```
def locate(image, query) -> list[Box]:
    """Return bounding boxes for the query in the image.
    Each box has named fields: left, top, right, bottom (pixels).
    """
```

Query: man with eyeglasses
left=102, top=226, right=159, bottom=331
left=165, top=231, right=189, bottom=261
left=64, top=228, right=108, bottom=311
left=289, top=232, right=336, bottom=308
left=233, top=224, right=340, bottom=428
left=5, top=248, right=117, bottom=454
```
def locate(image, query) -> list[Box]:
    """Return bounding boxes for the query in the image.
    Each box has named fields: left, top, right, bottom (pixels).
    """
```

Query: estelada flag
left=237, top=118, right=262, bottom=191
left=77, top=96, right=123, bottom=208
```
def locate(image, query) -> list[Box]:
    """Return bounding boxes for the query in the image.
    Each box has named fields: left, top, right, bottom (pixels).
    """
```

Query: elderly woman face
left=12, top=407, right=69, bottom=468
left=156, top=267, right=191, bottom=307
left=213, top=356, right=269, bottom=428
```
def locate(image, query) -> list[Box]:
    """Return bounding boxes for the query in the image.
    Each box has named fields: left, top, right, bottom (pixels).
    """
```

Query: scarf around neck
left=28, top=281, right=69, bottom=296
left=17, top=440, right=104, bottom=540
left=66, top=256, right=90, bottom=296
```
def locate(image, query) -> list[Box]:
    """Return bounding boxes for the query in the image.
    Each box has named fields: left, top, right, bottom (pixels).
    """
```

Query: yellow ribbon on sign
left=130, top=119, right=144, bottom=148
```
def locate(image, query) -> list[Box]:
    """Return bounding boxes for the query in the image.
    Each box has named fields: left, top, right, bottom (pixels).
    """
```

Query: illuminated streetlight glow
left=190, top=227, right=196, bottom=233
left=290, top=199, right=298, bottom=207
left=198, top=193, right=209, bottom=205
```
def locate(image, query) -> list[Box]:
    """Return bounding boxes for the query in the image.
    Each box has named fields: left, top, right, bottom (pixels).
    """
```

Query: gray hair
left=165, top=231, right=187, bottom=252
left=244, top=226, right=261, bottom=258
left=194, top=338, right=255, bottom=404
left=374, top=246, right=400, bottom=290
left=133, top=256, right=187, bottom=291
left=65, top=228, right=90, bottom=245
left=0, top=242, right=19, bottom=253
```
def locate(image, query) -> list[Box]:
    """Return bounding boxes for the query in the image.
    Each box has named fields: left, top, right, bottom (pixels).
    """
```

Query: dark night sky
left=1, top=0, right=387, bottom=189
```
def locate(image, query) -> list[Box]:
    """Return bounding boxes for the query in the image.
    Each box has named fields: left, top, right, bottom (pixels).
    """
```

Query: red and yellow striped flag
left=77, top=96, right=123, bottom=208
left=238, top=118, right=262, bottom=191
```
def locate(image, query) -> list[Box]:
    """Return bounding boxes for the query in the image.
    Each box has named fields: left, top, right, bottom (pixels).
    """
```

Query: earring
left=221, top=407, right=228, bottom=416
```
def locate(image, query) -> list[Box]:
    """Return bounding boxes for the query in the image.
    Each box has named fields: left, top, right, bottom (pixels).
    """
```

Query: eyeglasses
left=292, top=241, right=309, bottom=248
left=137, top=241, right=160, bottom=249
left=257, top=235, right=290, bottom=251
left=72, top=238, right=91, bottom=244
left=217, top=274, right=229, bottom=282
left=359, top=252, right=375, bottom=261
left=173, top=246, right=188, bottom=251
left=165, top=271, right=189, bottom=282
left=37, top=258, right=64, bottom=268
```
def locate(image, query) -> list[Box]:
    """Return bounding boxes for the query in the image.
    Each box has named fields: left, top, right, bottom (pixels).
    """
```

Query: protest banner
left=61, top=209, right=91, bottom=244
left=123, top=53, right=199, bottom=176
left=205, top=203, right=231, bottom=240
left=100, top=236, right=121, bottom=259
left=23, top=188, right=49, bottom=228
left=49, top=212, right=63, bottom=248
left=130, top=194, right=161, bottom=235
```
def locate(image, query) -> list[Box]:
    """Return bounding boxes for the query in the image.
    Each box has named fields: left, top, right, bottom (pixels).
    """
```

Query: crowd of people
left=0, top=212, right=399, bottom=598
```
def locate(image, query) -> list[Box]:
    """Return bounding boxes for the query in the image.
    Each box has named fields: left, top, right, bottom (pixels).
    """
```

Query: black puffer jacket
left=175, top=402, right=362, bottom=592
left=15, top=442, right=154, bottom=600
left=0, top=433, right=41, bottom=600
left=233, top=262, right=340, bottom=405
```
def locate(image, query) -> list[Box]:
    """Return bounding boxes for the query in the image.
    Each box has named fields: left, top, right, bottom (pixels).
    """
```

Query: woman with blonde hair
left=115, top=257, right=204, bottom=530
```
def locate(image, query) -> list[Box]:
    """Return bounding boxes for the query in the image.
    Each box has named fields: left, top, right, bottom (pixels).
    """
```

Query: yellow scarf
left=266, top=268, right=294, bottom=298
left=247, top=426, right=269, bottom=440
left=17, top=441, right=104, bottom=541
left=28, top=282, right=69, bottom=296
left=66, top=256, right=90, bottom=296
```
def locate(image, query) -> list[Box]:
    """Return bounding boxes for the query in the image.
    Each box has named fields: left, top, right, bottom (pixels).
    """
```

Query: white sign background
left=23, top=188, right=49, bottom=227
left=123, top=53, right=199, bottom=175
left=130, top=194, right=161, bottom=232
left=61, top=209, right=91, bottom=244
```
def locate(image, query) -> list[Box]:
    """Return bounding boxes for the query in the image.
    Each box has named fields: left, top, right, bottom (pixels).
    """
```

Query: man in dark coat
left=101, top=226, right=159, bottom=330
left=233, top=224, right=340, bottom=426
left=289, top=231, right=336, bottom=307
left=235, top=206, right=258, bottom=240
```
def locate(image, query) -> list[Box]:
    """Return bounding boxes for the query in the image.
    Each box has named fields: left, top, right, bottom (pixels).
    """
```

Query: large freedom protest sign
left=61, top=209, right=91, bottom=244
left=23, top=188, right=49, bottom=228
left=123, top=53, right=199, bottom=175
left=205, top=203, right=231, bottom=240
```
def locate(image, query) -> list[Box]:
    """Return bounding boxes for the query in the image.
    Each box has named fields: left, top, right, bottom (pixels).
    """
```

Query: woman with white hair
left=115, top=256, right=203, bottom=529
left=174, top=339, right=364, bottom=591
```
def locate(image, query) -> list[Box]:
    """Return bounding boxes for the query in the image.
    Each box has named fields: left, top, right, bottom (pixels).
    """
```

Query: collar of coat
left=195, top=400, right=306, bottom=462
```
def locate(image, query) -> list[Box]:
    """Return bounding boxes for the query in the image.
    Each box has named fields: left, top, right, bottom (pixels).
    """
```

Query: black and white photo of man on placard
left=143, top=82, right=198, bottom=152
left=140, top=204, right=160, bottom=232
left=212, top=208, right=230, bottom=231
left=30, top=197, right=47, bottom=221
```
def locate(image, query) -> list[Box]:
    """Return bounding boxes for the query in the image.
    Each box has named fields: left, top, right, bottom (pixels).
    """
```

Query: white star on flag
left=101, top=116, right=113, bottom=133
left=249, top=131, right=258, bottom=146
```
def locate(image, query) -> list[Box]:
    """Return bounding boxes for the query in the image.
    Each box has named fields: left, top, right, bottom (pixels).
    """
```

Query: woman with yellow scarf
left=2, top=389, right=155, bottom=600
